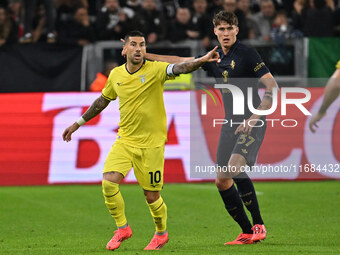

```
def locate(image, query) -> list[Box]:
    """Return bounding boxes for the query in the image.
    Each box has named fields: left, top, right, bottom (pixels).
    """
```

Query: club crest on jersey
left=222, top=70, right=228, bottom=82
left=230, top=60, right=235, bottom=69
left=138, top=74, right=146, bottom=83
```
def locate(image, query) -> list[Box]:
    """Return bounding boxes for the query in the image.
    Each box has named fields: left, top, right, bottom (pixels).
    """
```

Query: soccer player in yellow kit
left=62, top=31, right=219, bottom=251
left=309, top=60, right=340, bottom=132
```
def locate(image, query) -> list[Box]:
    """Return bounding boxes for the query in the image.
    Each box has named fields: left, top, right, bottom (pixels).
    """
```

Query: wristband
left=76, top=116, right=86, bottom=126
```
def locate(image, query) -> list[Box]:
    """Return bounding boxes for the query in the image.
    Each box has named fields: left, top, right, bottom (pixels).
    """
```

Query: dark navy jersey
left=199, top=40, right=270, bottom=128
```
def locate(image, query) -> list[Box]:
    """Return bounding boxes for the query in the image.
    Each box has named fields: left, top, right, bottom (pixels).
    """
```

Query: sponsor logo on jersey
left=254, top=62, right=265, bottom=72
left=242, top=149, right=248, bottom=154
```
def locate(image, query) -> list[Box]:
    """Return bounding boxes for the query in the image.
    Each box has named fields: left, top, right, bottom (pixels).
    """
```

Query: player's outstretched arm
left=145, top=53, right=194, bottom=64
left=120, top=38, right=194, bottom=63
left=62, top=95, right=111, bottom=142
left=172, top=46, right=219, bottom=75
left=309, top=68, right=340, bottom=132
left=235, top=72, right=279, bottom=135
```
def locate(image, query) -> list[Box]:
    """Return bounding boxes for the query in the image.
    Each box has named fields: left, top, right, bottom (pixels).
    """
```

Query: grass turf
left=0, top=181, right=340, bottom=255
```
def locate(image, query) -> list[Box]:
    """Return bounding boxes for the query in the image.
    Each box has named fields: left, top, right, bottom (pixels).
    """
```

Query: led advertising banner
left=0, top=89, right=339, bottom=186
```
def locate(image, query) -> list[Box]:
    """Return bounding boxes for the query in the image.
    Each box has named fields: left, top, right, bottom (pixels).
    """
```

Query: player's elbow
left=326, top=74, right=340, bottom=94
left=329, top=69, right=340, bottom=91
left=173, top=65, right=185, bottom=75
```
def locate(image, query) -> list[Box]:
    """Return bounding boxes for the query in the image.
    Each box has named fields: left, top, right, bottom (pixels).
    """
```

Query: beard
left=128, top=54, right=143, bottom=65
left=130, top=58, right=143, bottom=65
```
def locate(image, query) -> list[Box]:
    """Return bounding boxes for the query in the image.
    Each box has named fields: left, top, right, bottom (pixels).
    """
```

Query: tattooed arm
left=121, top=38, right=194, bottom=63
left=257, top=73, right=279, bottom=112
left=62, top=96, right=111, bottom=142
left=172, top=46, right=219, bottom=75
left=122, top=38, right=218, bottom=73
left=235, top=72, right=279, bottom=135
left=82, top=96, right=110, bottom=121
left=146, top=53, right=194, bottom=64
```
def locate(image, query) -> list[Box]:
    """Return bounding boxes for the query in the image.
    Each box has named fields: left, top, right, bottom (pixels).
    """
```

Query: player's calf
left=102, top=179, right=127, bottom=227
left=144, top=194, right=168, bottom=250
left=215, top=177, right=234, bottom=190
left=145, top=194, right=167, bottom=235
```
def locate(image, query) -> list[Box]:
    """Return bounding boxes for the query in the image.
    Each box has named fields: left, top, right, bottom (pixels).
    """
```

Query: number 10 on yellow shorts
left=103, top=142, right=165, bottom=191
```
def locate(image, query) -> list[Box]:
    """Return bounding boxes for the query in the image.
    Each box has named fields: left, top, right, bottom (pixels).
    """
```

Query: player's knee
left=228, top=154, right=246, bottom=170
left=215, top=178, right=233, bottom=191
left=103, top=171, right=124, bottom=184
left=102, top=179, right=119, bottom=197
left=227, top=161, right=244, bottom=178
left=228, top=161, right=242, bottom=171
left=144, top=190, right=160, bottom=204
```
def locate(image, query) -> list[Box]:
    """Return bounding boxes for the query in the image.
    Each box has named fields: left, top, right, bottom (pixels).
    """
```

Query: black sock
left=233, top=172, right=264, bottom=225
left=219, top=184, right=253, bottom=234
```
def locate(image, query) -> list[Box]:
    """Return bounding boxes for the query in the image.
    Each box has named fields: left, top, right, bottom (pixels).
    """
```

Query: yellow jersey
left=336, top=60, right=340, bottom=69
left=102, top=60, right=173, bottom=148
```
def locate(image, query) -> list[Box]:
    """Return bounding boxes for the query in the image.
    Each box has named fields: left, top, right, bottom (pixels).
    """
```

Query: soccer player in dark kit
left=145, top=11, right=278, bottom=245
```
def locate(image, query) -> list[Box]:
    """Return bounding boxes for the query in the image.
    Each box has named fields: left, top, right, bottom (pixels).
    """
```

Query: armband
left=166, top=64, right=177, bottom=77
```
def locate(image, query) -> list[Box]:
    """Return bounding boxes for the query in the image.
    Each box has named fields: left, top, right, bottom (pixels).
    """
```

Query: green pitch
left=1, top=181, right=340, bottom=255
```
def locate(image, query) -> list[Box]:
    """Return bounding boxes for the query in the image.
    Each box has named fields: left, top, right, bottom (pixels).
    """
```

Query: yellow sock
left=102, top=180, right=127, bottom=227
left=147, top=196, right=167, bottom=233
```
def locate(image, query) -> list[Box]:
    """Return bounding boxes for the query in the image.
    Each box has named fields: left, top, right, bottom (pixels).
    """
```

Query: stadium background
left=1, top=0, right=340, bottom=254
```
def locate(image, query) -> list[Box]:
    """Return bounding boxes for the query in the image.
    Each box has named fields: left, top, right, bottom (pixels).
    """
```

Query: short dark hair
left=213, top=11, right=238, bottom=27
left=124, top=31, right=145, bottom=43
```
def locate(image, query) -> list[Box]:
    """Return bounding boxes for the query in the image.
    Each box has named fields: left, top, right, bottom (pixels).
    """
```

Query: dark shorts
left=216, top=123, right=266, bottom=169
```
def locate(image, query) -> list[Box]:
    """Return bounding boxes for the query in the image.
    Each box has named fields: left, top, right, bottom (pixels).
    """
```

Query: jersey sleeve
left=246, top=48, right=270, bottom=78
left=336, top=60, right=340, bottom=69
left=101, top=70, right=117, bottom=101
left=155, top=61, right=176, bottom=82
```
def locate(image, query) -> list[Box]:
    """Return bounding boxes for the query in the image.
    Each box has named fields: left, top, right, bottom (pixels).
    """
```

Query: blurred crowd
left=0, top=0, right=340, bottom=48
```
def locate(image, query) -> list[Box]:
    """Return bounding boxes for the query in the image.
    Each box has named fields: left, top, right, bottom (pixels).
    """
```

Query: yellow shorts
left=103, top=141, right=165, bottom=191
